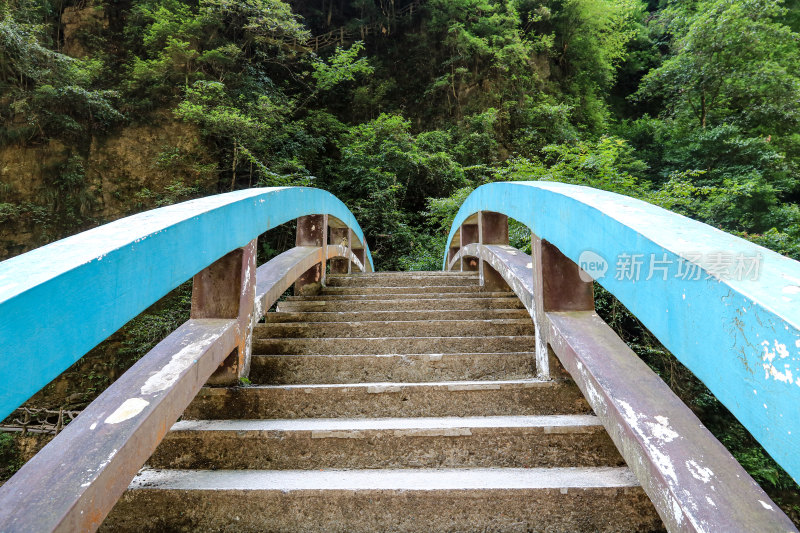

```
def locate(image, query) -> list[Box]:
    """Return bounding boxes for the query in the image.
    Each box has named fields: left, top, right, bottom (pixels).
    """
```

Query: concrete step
left=327, top=274, right=479, bottom=287
left=253, top=335, right=536, bottom=356
left=103, top=467, right=663, bottom=532
left=147, top=415, right=623, bottom=470
left=250, top=351, right=534, bottom=384
left=264, top=308, right=530, bottom=323
left=285, top=291, right=514, bottom=301
left=338, top=271, right=479, bottom=277
left=332, top=271, right=479, bottom=279
left=321, top=285, right=486, bottom=295
left=183, top=379, right=591, bottom=419
left=254, top=319, right=534, bottom=339
left=276, top=296, right=525, bottom=312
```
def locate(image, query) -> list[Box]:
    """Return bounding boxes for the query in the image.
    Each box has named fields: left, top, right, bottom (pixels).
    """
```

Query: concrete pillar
left=447, top=245, right=459, bottom=270
left=329, top=227, right=350, bottom=275
left=532, top=235, right=594, bottom=379
left=191, top=238, right=257, bottom=386
left=295, top=215, right=327, bottom=295
left=459, top=223, right=479, bottom=271
left=479, top=211, right=509, bottom=291
left=352, top=247, right=366, bottom=272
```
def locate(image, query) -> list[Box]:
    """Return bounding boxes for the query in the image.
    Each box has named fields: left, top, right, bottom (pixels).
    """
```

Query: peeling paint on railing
left=0, top=187, right=373, bottom=421
left=442, top=181, right=800, bottom=487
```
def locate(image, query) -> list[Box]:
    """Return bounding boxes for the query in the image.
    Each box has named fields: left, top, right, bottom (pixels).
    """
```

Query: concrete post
left=347, top=228, right=352, bottom=274
left=191, top=238, right=257, bottom=386
left=447, top=245, right=459, bottom=270
left=329, top=227, right=350, bottom=275
left=479, top=211, right=509, bottom=291
left=460, top=223, right=479, bottom=271
left=531, top=235, right=594, bottom=379
left=294, top=215, right=327, bottom=295
left=352, top=247, right=366, bottom=272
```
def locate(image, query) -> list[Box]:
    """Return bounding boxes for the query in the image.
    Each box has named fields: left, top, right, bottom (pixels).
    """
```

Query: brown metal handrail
left=0, top=214, right=368, bottom=533
left=447, top=229, right=796, bottom=532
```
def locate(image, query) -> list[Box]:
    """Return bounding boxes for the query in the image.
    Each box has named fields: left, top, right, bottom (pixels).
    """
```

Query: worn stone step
left=264, top=308, right=530, bottom=323
left=147, top=415, right=623, bottom=470
left=255, top=319, right=534, bottom=339
left=327, top=274, right=479, bottom=287
left=276, top=296, right=525, bottom=312
left=342, top=270, right=478, bottom=276
left=285, top=291, right=513, bottom=301
left=322, top=285, right=486, bottom=295
left=253, top=335, right=536, bottom=356
left=183, top=379, right=590, bottom=419
left=333, top=271, right=479, bottom=279
left=250, top=351, right=534, bottom=384
left=103, top=467, right=663, bottom=533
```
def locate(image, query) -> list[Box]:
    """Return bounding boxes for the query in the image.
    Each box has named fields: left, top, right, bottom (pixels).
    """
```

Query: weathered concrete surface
left=265, top=308, right=530, bottom=323
left=322, top=285, right=489, bottom=294
left=184, top=379, right=591, bottom=419
left=0, top=319, right=239, bottom=533
left=102, top=468, right=663, bottom=533
left=449, top=242, right=799, bottom=531
left=327, top=274, right=479, bottom=287
left=255, top=319, right=534, bottom=338
left=148, top=415, right=622, bottom=470
left=285, top=291, right=514, bottom=301
left=100, top=270, right=667, bottom=531
left=0, top=186, right=373, bottom=423
left=548, top=311, right=798, bottom=533
left=253, top=335, right=536, bottom=355
left=277, top=296, right=525, bottom=312
left=442, top=181, right=800, bottom=487
left=335, top=271, right=476, bottom=276
left=250, top=352, right=535, bottom=384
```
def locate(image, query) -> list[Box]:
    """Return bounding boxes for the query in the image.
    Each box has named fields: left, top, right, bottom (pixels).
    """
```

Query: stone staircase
left=102, top=271, right=664, bottom=532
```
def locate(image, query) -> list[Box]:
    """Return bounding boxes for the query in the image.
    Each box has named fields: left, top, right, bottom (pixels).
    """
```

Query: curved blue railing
left=0, top=187, right=373, bottom=421
left=443, top=181, right=800, bottom=483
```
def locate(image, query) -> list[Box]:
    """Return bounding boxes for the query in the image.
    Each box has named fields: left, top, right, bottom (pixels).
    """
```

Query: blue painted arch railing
left=0, top=187, right=373, bottom=422
left=443, top=181, right=800, bottom=484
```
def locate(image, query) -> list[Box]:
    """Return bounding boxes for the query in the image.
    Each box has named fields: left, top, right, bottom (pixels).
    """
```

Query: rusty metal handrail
left=448, top=241, right=796, bottom=532
left=0, top=239, right=365, bottom=532
left=442, top=181, right=800, bottom=491
left=0, top=188, right=372, bottom=532
left=0, top=187, right=373, bottom=422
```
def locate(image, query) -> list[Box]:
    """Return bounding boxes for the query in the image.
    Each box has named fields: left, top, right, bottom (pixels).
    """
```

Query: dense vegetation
left=1, top=0, right=799, bottom=517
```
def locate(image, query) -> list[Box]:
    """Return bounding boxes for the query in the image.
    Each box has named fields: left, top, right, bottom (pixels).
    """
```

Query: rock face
left=0, top=116, right=217, bottom=261
left=61, top=2, right=107, bottom=58
left=102, top=271, right=664, bottom=532
left=0, top=115, right=214, bottom=411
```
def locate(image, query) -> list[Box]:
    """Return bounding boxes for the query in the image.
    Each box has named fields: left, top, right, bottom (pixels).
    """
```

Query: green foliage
left=331, top=113, right=467, bottom=269
left=312, top=42, right=373, bottom=91
left=738, top=228, right=800, bottom=261
left=135, top=180, right=202, bottom=208
left=493, top=135, right=647, bottom=197
left=535, top=0, right=643, bottom=129
left=635, top=0, right=800, bottom=133
left=0, top=16, right=121, bottom=144
left=0, top=432, right=21, bottom=481
left=116, top=283, right=193, bottom=368
left=426, top=186, right=475, bottom=235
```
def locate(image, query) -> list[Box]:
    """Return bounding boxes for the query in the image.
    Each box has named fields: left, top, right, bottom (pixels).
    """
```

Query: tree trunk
left=700, top=90, right=707, bottom=129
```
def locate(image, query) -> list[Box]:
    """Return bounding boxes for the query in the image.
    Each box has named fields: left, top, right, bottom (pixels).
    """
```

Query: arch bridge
left=0, top=183, right=797, bottom=532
